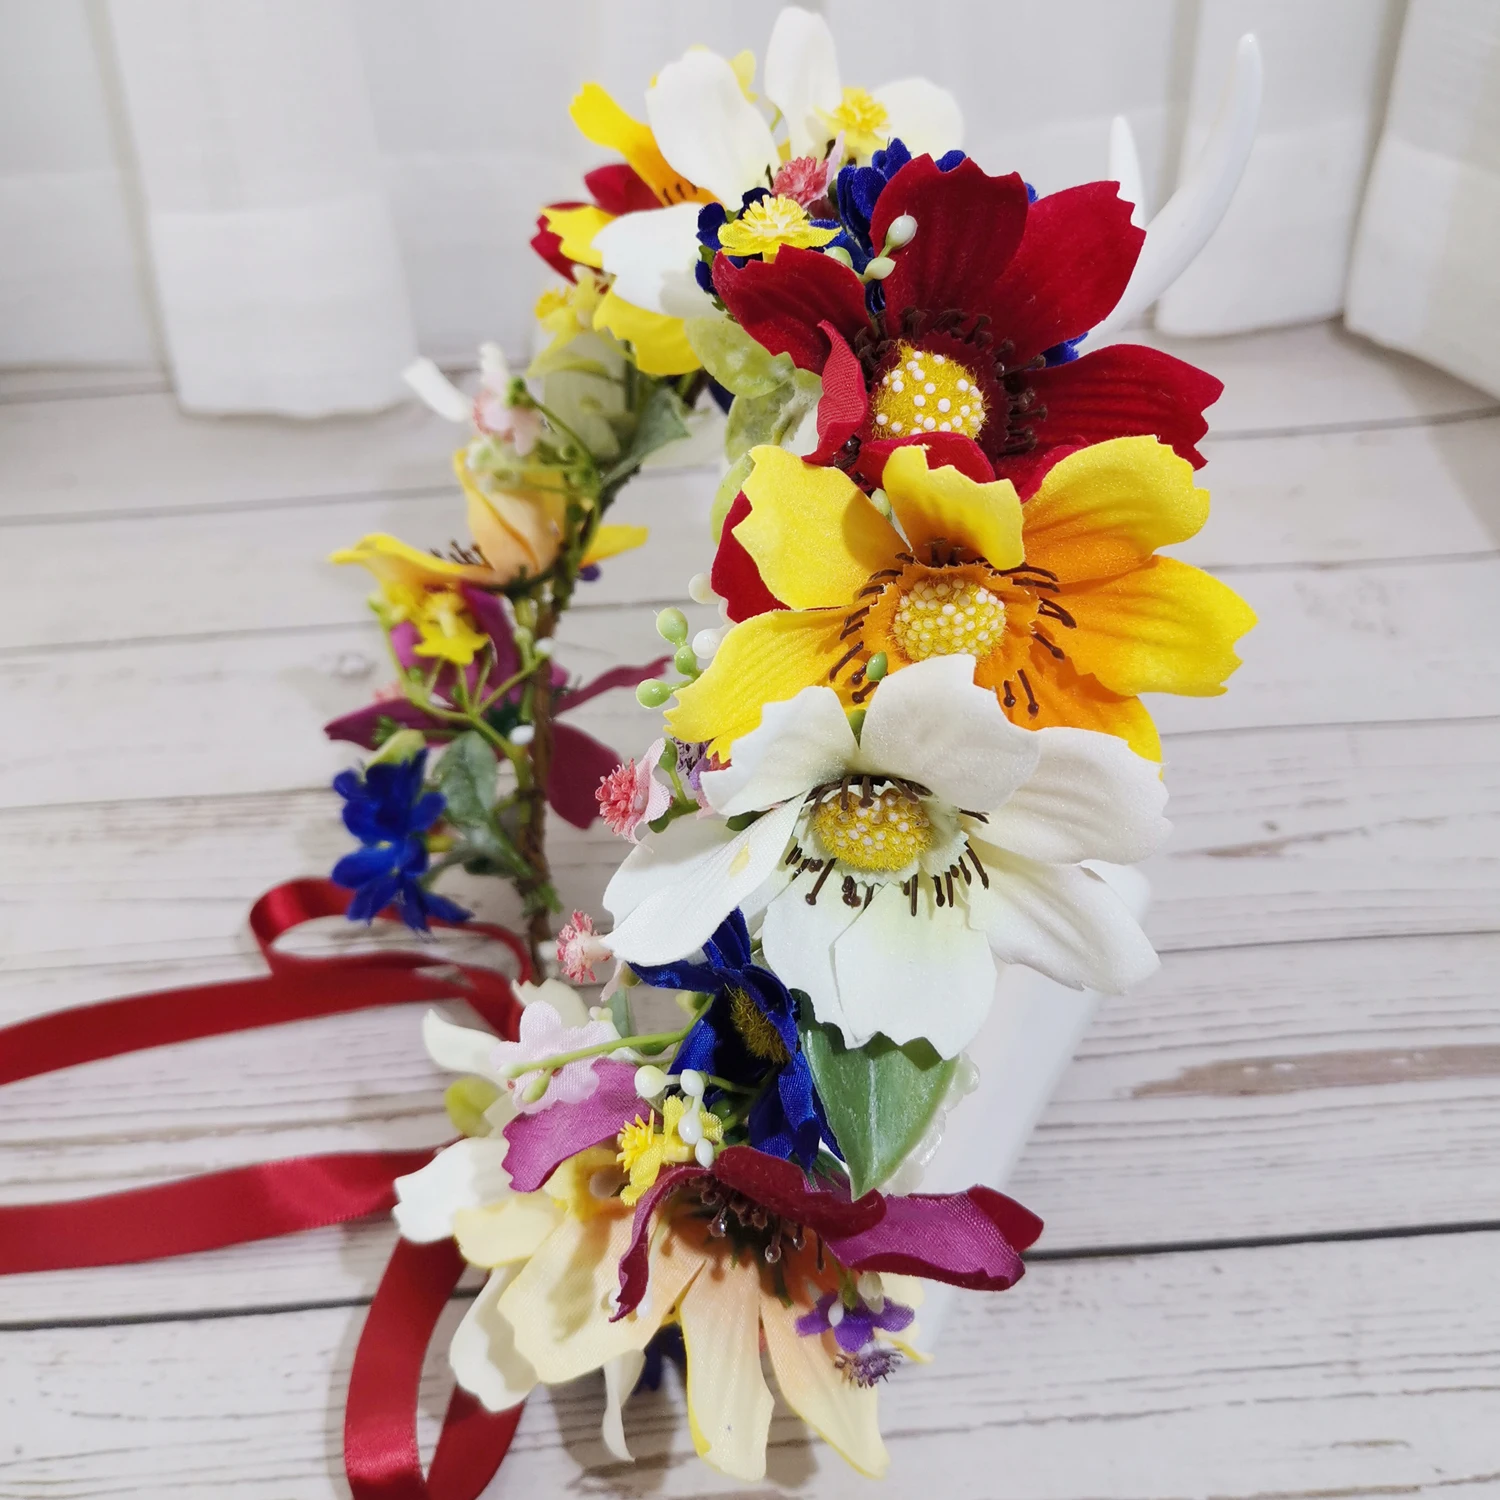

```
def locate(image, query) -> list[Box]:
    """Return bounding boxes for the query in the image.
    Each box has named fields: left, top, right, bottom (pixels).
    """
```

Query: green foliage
left=433, top=731, right=530, bottom=881
left=801, top=1021, right=957, bottom=1197
left=684, top=316, right=797, bottom=398
left=723, top=367, right=823, bottom=469
left=602, top=383, right=691, bottom=487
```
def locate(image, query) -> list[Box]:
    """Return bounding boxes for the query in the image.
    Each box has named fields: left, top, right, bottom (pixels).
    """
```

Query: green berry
left=674, top=644, right=700, bottom=677
left=655, top=607, right=689, bottom=645
left=636, top=679, right=672, bottom=708
left=864, top=651, right=889, bottom=683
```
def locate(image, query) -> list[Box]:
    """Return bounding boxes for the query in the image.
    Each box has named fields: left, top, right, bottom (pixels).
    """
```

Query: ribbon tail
left=346, top=1237, right=523, bottom=1500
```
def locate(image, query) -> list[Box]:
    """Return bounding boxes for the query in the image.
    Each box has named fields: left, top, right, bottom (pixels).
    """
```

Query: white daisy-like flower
left=602, top=656, right=1168, bottom=1059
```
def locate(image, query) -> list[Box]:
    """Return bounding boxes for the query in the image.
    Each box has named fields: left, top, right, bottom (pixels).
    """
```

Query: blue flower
left=330, top=751, right=470, bottom=931
left=628, top=909, right=833, bottom=1168
left=834, top=139, right=967, bottom=261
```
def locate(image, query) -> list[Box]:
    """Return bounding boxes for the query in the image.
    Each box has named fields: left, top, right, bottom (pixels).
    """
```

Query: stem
left=516, top=598, right=559, bottom=972
left=500, top=1024, right=689, bottom=1081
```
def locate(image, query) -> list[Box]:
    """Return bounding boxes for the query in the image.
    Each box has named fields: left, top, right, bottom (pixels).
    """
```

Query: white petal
left=604, top=814, right=735, bottom=925
left=759, top=883, right=865, bottom=1030
left=873, top=78, right=963, bottom=157
left=593, top=202, right=712, bottom=319
left=450, top=1266, right=536, bottom=1411
left=393, top=1137, right=512, bottom=1242
left=702, top=684, right=856, bottom=817
left=763, top=6, right=842, bottom=158
left=981, top=726, right=1169, bottom=865
left=968, top=846, right=1159, bottom=993
left=402, top=356, right=470, bottom=423
left=602, top=1349, right=646, bottom=1462
left=647, top=49, right=780, bottom=206
left=603, top=800, right=802, bottom=966
left=831, top=881, right=997, bottom=1057
left=856, top=655, right=1039, bottom=812
left=1093, top=33, right=1261, bottom=336
left=422, top=1009, right=502, bottom=1079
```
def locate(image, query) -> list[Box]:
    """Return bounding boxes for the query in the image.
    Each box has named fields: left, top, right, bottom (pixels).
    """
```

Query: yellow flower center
left=819, top=87, right=890, bottom=157
left=728, top=987, right=790, bottom=1064
left=871, top=342, right=988, bottom=440
left=616, top=1112, right=659, bottom=1177
left=811, top=784, right=933, bottom=873
left=890, top=574, right=1007, bottom=662
left=716, top=195, right=840, bottom=262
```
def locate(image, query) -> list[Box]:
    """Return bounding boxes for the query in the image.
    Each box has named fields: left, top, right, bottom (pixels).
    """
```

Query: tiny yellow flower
left=818, top=87, right=891, bottom=160
left=716, top=196, right=839, bottom=263
left=616, top=1096, right=723, bottom=1205
left=411, top=588, right=489, bottom=666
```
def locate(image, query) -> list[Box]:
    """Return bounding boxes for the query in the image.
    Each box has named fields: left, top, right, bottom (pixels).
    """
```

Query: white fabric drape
left=1346, top=0, right=1500, bottom=398
left=4, top=0, right=1499, bottom=411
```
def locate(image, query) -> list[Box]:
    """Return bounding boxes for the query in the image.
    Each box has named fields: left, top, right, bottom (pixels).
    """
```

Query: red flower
left=531, top=163, right=661, bottom=280
left=713, top=153, right=1223, bottom=494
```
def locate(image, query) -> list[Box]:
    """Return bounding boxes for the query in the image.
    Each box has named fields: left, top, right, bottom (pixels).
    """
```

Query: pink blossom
left=472, top=341, right=542, bottom=456
left=595, top=738, right=673, bottom=841
left=772, top=141, right=841, bottom=207
left=557, top=910, right=611, bottom=983
left=490, top=1000, right=619, bottom=1114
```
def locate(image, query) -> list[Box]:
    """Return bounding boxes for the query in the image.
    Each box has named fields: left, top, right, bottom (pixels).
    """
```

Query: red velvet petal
left=851, top=432, right=996, bottom=489
left=1023, top=342, right=1222, bottom=470
left=984, top=182, right=1144, bottom=365
left=712, top=490, right=786, bottom=622
left=713, top=247, right=870, bottom=373
left=870, top=156, right=1029, bottom=325
left=711, top=1145, right=885, bottom=1239
left=810, top=323, right=870, bottom=462
left=547, top=723, right=622, bottom=829
left=530, top=200, right=588, bottom=281
left=583, top=163, right=659, bottom=216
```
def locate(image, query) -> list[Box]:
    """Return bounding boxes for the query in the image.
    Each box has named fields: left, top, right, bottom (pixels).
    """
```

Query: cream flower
left=603, top=655, right=1167, bottom=1058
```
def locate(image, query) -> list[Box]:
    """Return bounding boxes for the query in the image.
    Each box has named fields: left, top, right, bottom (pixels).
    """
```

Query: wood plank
left=4, top=1230, right=1497, bottom=1498
left=4, top=415, right=1497, bottom=659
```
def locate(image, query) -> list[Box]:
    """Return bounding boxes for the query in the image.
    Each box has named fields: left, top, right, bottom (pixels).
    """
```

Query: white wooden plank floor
left=2, top=321, right=1499, bottom=1497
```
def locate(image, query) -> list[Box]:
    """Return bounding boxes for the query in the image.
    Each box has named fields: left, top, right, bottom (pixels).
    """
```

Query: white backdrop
left=2, top=0, right=1495, bottom=413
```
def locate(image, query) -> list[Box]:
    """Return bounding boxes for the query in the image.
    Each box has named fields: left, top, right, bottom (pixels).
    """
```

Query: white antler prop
left=1093, top=33, right=1263, bottom=337
left=1108, top=113, right=1148, bottom=228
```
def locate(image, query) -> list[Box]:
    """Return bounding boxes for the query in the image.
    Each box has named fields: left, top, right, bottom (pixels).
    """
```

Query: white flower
left=594, top=7, right=961, bottom=318
left=402, top=343, right=541, bottom=455
left=602, top=656, right=1167, bottom=1058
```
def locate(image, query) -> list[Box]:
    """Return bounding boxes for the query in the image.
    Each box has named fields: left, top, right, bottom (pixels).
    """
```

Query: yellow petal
left=736, top=446, right=901, bottom=610
left=500, top=1213, right=705, bottom=1384
left=679, top=1254, right=774, bottom=1480
left=593, top=289, right=701, bottom=376
left=330, top=533, right=497, bottom=588
left=666, top=607, right=847, bottom=757
left=569, top=83, right=708, bottom=207
left=1060, top=556, right=1258, bottom=698
left=1022, top=435, right=1209, bottom=582
left=880, top=445, right=1024, bottom=570
left=452, top=1193, right=563, bottom=1269
left=540, top=204, right=613, bottom=270
left=759, top=1276, right=889, bottom=1479
left=584, top=523, right=649, bottom=567
left=453, top=451, right=559, bottom=580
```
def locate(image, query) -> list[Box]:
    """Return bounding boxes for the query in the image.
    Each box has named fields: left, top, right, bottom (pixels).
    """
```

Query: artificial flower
left=713, top=148, right=1225, bottom=491
left=324, top=583, right=670, bottom=830
left=595, top=739, right=674, bottom=841
left=628, top=909, right=831, bottom=1167
left=556, top=909, right=611, bottom=983
left=615, top=1091, right=724, bottom=1205
left=684, top=438, right=1257, bottom=760
left=610, top=655, right=1168, bottom=1058
left=329, top=750, right=470, bottom=931
left=491, top=1000, right=620, bottom=1114
left=795, top=1281, right=917, bottom=1387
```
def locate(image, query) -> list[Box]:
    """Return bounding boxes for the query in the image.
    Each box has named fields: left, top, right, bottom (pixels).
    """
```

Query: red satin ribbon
left=0, top=879, right=529, bottom=1499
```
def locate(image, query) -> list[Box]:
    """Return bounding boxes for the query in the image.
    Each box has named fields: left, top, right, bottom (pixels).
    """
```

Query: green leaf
left=710, top=451, right=755, bottom=540
left=432, top=731, right=498, bottom=826
left=602, top=383, right=691, bottom=486
left=723, top=368, right=823, bottom=467
left=684, top=316, right=797, bottom=398
left=801, top=1021, right=957, bottom=1197
left=605, top=987, right=636, bottom=1040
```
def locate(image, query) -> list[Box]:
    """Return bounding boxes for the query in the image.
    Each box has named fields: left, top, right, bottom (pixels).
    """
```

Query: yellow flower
left=717, top=195, right=840, bottom=262
left=668, top=437, right=1256, bottom=761
left=617, top=1095, right=723, bottom=1207
left=817, top=86, right=891, bottom=160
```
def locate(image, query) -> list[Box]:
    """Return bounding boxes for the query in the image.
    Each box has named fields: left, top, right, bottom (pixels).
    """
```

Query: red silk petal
left=712, top=489, right=786, bottom=622
left=583, top=163, right=659, bottom=216
left=548, top=722, right=623, bottom=829
left=711, top=1145, right=884, bottom=1239
left=613, top=1163, right=705, bottom=1321
left=870, top=155, right=1029, bottom=325
left=713, top=247, right=870, bottom=373
left=852, top=432, right=996, bottom=489
left=811, top=322, right=870, bottom=461
left=1025, top=342, right=1222, bottom=469
left=501, top=1062, right=644, bottom=1192
left=826, top=1185, right=1042, bottom=1291
left=984, top=181, right=1144, bottom=365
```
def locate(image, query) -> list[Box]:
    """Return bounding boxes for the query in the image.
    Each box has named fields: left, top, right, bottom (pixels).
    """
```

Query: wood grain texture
left=4, top=1230, right=1498, bottom=1499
